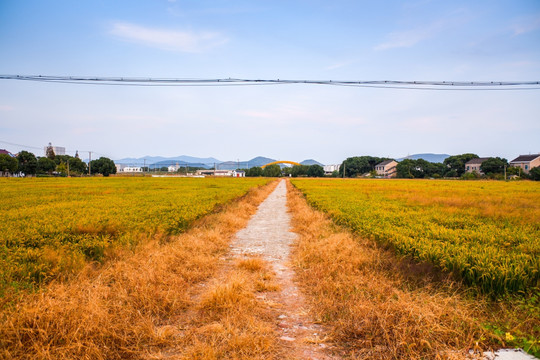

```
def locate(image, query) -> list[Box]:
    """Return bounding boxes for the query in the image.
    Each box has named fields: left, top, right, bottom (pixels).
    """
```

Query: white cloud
left=375, top=27, right=434, bottom=51
left=109, top=22, right=228, bottom=52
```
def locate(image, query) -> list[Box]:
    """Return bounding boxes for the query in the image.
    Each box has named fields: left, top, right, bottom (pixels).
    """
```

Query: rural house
left=464, top=158, right=490, bottom=174
left=375, top=160, right=398, bottom=178
left=509, top=154, right=540, bottom=174
left=0, top=149, right=15, bottom=157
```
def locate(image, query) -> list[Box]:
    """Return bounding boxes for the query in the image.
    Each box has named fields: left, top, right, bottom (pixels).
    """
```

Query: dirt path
left=230, top=180, right=338, bottom=360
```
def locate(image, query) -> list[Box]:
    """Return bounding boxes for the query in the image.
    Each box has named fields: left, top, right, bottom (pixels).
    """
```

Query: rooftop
left=510, top=154, right=540, bottom=163
left=0, top=149, right=15, bottom=157
left=465, top=157, right=490, bottom=165
left=377, top=159, right=396, bottom=166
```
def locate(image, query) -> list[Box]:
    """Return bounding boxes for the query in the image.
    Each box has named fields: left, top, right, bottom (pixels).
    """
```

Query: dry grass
left=170, top=256, right=284, bottom=360
left=0, top=180, right=279, bottom=360
left=286, top=180, right=500, bottom=359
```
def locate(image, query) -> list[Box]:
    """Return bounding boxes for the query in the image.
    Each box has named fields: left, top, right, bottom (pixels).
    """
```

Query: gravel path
left=230, top=180, right=337, bottom=360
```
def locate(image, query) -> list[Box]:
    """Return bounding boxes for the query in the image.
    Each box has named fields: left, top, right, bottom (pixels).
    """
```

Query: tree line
left=339, top=154, right=539, bottom=180
left=241, top=164, right=326, bottom=177
left=0, top=149, right=116, bottom=177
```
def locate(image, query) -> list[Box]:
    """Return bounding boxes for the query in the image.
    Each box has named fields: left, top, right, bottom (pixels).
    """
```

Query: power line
left=0, top=140, right=114, bottom=159
left=1, top=75, right=539, bottom=90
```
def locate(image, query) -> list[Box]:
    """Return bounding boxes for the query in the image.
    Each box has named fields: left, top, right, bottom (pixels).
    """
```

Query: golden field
left=0, top=177, right=270, bottom=299
left=287, top=180, right=540, bottom=358
left=291, top=178, right=540, bottom=295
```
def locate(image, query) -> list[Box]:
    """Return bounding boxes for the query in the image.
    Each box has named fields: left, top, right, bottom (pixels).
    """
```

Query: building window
left=525, top=165, right=528, bottom=170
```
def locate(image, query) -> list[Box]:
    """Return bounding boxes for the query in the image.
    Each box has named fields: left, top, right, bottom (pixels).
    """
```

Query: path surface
left=230, top=180, right=337, bottom=360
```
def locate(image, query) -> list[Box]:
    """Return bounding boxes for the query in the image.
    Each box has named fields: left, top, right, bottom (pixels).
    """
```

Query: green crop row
left=291, top=178, right=540, bottom=295
left=0, top=177, right=270, bottom=297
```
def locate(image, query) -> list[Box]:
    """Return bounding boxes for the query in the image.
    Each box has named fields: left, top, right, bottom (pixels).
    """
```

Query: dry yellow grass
left=286, top=180, right=500, bottom=359
left=173, top=256, right=284, bottom=360
left=0, top=180, right=279, bottom=360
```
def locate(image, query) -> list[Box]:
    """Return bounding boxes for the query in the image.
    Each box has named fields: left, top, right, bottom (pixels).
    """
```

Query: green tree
left=506, top=166, right=522, bottom=177
left=529, top=167, right=540, bottom=181
left=0, top=154, right=18, bottom=175
left=291, top=165, right=309, bottom=177
left=17, top=150, right=38, bottom=176
left=480, top=157, right=508, bottom=176
left=37, top=157, right=56, bottom=174
left=45, top=143, right=55, bottom=160
left=396, top=159, right=416, bottom=178
left=262, top=164, right=281, bottom=177
left=443, top=153, right=478, bottom=177
left=69, top=157, right=87, bottom=174
left=246, top=166, right=263, bottom=177
left=56, top=161, right=68, bottom=176
left=89, top=157, right=117, bottom=177
left=307, top=164, right=324, bottom=177
left=340, top=156, right=388, bottom=177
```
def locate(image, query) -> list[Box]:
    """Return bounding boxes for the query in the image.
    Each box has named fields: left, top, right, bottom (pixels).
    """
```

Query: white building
left=323, top=164, right=340, bottom=175
left=232, top=170, right=245, bottom=177
left=196, top=169, right=234, bottom=177
left=120, top=166, right=143, bottom=173
left=168, top=165, right=179, bottom=172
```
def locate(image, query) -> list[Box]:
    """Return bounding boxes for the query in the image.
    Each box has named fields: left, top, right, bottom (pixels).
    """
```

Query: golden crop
left=0, top=177, right=269, bottom=297
left=291, top=178, right=540, bottom=295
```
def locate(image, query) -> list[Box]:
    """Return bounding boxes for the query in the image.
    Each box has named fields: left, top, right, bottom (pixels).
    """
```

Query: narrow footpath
left=230, top=180, right=338, bottom=360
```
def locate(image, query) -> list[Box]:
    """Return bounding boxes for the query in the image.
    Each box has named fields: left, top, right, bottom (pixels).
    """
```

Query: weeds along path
left=155, top=179, right=338, bottom=359
left=229, top=179, right=338, bottom=360
left=286, top=181, right=517, bottom=360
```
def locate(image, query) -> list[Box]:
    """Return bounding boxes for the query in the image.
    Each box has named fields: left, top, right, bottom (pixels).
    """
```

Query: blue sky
left=1, top=0, right=539, bottom=164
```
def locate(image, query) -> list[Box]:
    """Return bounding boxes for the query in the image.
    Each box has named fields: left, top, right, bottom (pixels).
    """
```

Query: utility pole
left=343, top=162, right=346, bottom=178
left=143, top=159, right=146, bottom=176
left=67, top=158, right=70, bottom=177
left=504, top=165, right=507, bottom=181
left=88, top=151, right=92, bottom=176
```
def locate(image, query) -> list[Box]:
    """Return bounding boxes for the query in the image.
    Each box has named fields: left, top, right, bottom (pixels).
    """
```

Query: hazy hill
left=396, top=153, right=451, bottom=163
left=114, top=155, right=326, bottom=170
left=115, top=155, right=221, bottom=167
left=300, top=159, right=324, bottom=166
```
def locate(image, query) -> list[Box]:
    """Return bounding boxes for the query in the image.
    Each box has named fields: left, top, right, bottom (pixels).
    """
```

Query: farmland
left=0, top=177, right=270, bottom=298
left=291, top=178, right=540, bottom=295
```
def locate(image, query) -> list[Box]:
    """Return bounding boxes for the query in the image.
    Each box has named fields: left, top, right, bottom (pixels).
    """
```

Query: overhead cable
left=1, top=75, right=539, bottom=90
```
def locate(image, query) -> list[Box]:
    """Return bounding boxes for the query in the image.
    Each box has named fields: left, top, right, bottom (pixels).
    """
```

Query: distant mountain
left=217, top=157, right=276, bottom=170
left=300, top=159, right=324, bottom=166
left=113, top=155, right=326, bottom=170
left=115, top=155, right=221, bottom=167
left=247, top=156, right=276, bottom=167
left=396, top=153, right=451, bottom=163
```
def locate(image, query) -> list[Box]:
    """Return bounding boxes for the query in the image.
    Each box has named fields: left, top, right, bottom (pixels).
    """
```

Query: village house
left=232, top=170, right=245, bottom=177
left=196, top=169, right=233, bottom=177
left=118, top=166, right=142, bottom=173
left=375, top=160, right=398, bottom=178
left=464, top=157, right=490, bottom=174
left=0, top=149, right=15, bottom=157
left=509, top=154, right=540, bottom=174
